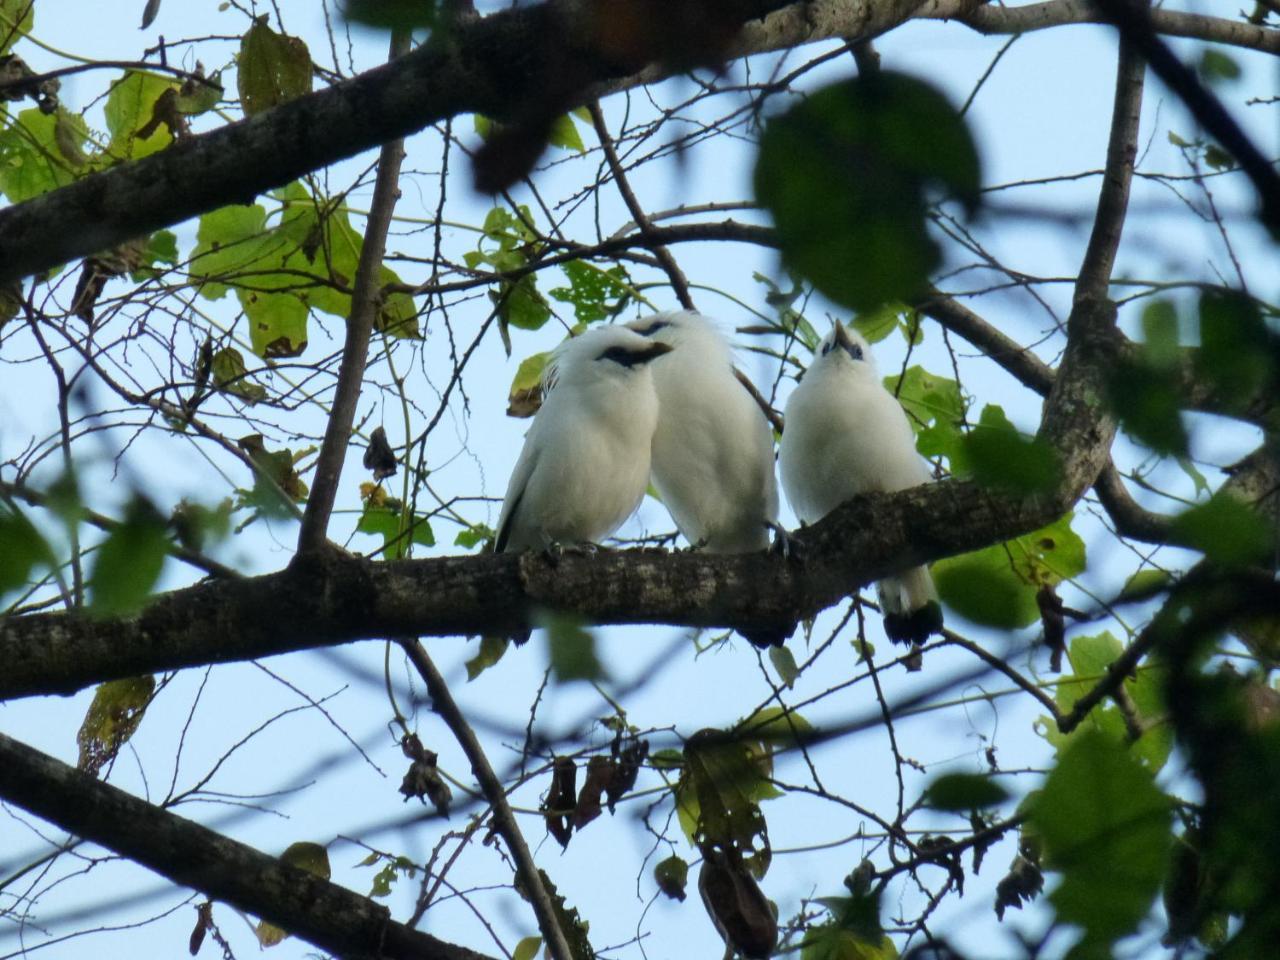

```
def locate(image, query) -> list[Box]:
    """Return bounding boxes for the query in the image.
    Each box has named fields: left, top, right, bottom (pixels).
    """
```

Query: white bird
left=625, top=311, right=779, bottom=554
left=779, top=322, right=942, bottom=644
left=495, top=325, right=672, bottom=557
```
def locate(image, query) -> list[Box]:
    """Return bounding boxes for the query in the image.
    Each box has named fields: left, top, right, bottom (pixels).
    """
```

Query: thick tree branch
left=920, top=0, right=1280, bottom=55
left=0, top=731, right=494, bottom=960
left=402, top=641, right=576, bottom=960
left=298, top=33, right=410, bottom=555
left=0, top=0, right=929, bottom=285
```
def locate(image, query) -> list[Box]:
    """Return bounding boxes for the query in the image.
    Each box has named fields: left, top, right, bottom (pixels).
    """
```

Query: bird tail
left=878, top=565, right=943, bottom=645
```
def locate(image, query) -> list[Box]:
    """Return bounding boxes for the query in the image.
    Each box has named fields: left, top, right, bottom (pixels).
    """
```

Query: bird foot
left=765, top=521, right=801, bottom=561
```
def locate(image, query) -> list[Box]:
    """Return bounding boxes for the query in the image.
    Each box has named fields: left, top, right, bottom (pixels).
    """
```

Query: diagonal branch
left=402, top=641, right=576, bottom=960
left=298, top=32, right=411, bottom=555
left=0, top=731, right=494, bottom=960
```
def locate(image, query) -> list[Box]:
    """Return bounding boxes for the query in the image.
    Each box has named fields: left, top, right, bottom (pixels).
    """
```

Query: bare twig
left=588, top=100, right=695, bottom=311
left=399, top=640, right=576, bottom=960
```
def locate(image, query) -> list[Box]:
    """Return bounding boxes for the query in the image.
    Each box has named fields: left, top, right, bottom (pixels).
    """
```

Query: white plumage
left=779, top=322, right=941, bottom=643
left=495, top=325, right=671, bottom=554
left=626, top=311, right=779, bottom=554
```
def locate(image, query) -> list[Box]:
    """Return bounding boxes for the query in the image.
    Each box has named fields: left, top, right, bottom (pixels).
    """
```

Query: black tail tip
left=741, top=622, right=796, bottom=649
left=883, top=602, right=943, bottom=645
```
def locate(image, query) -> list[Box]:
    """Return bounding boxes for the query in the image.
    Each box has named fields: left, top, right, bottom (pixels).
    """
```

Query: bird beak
left=639, top=341, right=674, bottom=363
left=832, top=322, right=853, bottom=351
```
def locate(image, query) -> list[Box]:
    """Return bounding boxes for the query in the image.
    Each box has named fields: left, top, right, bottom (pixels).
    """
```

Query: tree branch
left=0, top=731, right=494, bottom=960
left=0, top=0, right=925, bottom=286
left=401, top=641, right=576, bottom=960
left=920, top=0, right=1280, bottom=55
left=298, top=32, right=411, bottom=555
left=588, top=100, right=695, bottom=311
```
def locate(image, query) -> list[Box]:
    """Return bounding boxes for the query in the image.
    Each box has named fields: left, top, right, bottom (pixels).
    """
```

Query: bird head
left=814, top=322, right=877, bottom=376
left=544, top=325, right=672, bottom=390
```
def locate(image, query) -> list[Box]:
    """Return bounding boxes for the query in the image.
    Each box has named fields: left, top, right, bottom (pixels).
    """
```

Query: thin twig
left=399, top=640, right=575, bottom=960
left=587, top=100, right=695, bottom=311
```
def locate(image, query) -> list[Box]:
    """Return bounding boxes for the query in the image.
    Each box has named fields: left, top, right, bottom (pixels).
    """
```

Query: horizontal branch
left=0, top=0, right=929, bottom=286
left=3, top=473, right=1074, bottom=700
left=0, top=731, right=493, bottom=960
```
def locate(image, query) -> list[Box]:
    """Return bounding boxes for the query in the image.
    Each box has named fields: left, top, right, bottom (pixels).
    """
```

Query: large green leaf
left=1171, top=492, right=1275, bottom=568
left=0, top=108, right=85, bottom=203
left=755, top=71, right=980, bottom=312
left=104, top=71, right=179, bottom=160
left=237, top=18, right=312, bottom=117
left=881, top=365, right=964, bottom=463
left=956, top=404, right=1061, bottom=494
left=87, top=499, right=169, bottom=617
left=1028, top=731, right=1172, bottom=956
left=0, top=0, right=34, bottom=56
left=0, top=504, right=53, bottom=597
left=933, top=513, right=1085, bottom=629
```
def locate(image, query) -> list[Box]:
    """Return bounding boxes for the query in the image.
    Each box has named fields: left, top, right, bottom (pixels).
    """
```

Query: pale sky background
left=2, top=2, right=1277, bottom=959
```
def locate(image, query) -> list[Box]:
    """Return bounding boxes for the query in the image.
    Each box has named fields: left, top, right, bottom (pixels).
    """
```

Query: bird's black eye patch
left=598, top=345, right=645, bottom=367
left=820, top=340, right=833, bottom=356
left=632, top=320, right=671, bottom=337
left=848, top=342, right=864, bottom=361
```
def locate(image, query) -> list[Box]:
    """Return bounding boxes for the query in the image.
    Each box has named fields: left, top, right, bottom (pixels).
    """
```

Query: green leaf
left=508, top=350, right=549, bottom=417
left=547, top=112, right=586, bottom=153
left=257, top=842, right=331, bottom=946
left=852, top=302, right=919, bottom=346
left=1139, top=299, right=1180, bottom=367
left=0, top=108, right=84, bottom=203
left=512, top=936, right=542, bottom=960
left=88, top=499, right=169, bottom=617
left=0, top=505, right=53, bottom=597
left=653, top=855, right=689, bottom=901
left=676, top=728, right=775, bottom=876
left=343, top=0, right=438, bottom=30
left=1027, top=731, right=1172, bottom=954
left=882, top=365, right=964, bottom=463
left=542, top=613, right=603, bottom=683
left=170, top=498, right=232, bottom=554
left=1171, top=493, right=1274, bottom=568
left=129, top=229, right=179, bottom=281
left=175, top=70, right=224, bottom=115
left=366, top=854, right=416, bottom=898
left=1198, top=49, right=1241, bottom=85
left=801, top=895, right=898, bottom=960
left=1194, top=289, right=1273, bottom=415
left=1106, top=358, right=1187, bottom=455
left=1039, top=632, right=1172, bottom=774
left=454, top=523, right=495, bottom=550
left=237, top=435, right=309, bottom=517
left=957, top=404, right=1061, bottom=494
left=1117, top=568, right=1170, bottom=603
left=0, top=0, right=34, bottom=55
left=755, top=71, right=980, bottom=312
left=768, top=645, right=799, bottom=688
left=356, top=494, right=434, bottom=559
left=933, top=513, right=1085, bottom=629
left=76, top=675, right=156, bottom=776
left=104, top=71, right=179, bottom=160
left=923, top=772, right=1009, bottom=811
left=238, top=18, right=312, bottom=117
left=465, top=634, right=510, bottom=681
left=210, top=346, right=267, bottom=403
left=188, top=201, right=270, bottom=300
left=241, top=287, right=309, bottom=357
left=548, top=260, right=632, bottom=324
left=754, top=271, right=820, bottom=350
left=1203, top=144, right=1233, bottom=171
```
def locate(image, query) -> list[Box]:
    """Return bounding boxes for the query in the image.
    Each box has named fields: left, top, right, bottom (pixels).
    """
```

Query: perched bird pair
left=494, top=312, right=776, bottom=558
left=494, top=312, right=941, bottom=645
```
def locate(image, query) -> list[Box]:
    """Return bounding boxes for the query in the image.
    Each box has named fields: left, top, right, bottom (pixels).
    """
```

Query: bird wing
left=494, top=436, right=541, bottom=553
